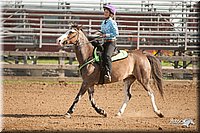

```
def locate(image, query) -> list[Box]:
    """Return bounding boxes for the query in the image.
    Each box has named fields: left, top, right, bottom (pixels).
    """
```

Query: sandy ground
left=1, top=76, right=199, bottom=132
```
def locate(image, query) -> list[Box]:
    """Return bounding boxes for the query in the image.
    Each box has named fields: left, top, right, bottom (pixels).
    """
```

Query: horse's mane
left=71, top=24, right=86, bottom=35
left=71, top=23, right=102, bottom=48
left=71, top=24, right=84, bottom=32
left=71, top=23, right=80, bottom=29
left=71, top=24, right=94, bottom=41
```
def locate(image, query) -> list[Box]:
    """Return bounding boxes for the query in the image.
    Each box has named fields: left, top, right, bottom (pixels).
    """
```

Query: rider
left=100, top=3, right=119, bottom=83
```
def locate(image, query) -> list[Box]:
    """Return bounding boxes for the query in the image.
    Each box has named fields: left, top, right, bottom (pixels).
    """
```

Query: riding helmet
left=103, top=3, right=116, bottom=15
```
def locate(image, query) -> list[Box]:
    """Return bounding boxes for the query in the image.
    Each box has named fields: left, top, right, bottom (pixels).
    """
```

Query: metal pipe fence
left=1, top=0, right=199, bottom=79
left=1, top=0, right=199, bottom=51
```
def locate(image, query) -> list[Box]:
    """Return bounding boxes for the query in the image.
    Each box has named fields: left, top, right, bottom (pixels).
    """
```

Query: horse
left=57, top=25, right=164, bottom=118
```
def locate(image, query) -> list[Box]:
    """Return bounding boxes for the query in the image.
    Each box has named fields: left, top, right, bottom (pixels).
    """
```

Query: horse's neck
left=74, top=31, right=94, bottom=65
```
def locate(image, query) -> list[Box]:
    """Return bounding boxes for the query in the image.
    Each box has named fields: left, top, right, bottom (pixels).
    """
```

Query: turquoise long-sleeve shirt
left=100, top=17, right=119, bottom=40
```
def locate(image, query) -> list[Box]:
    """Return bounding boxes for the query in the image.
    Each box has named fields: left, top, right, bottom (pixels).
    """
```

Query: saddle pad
left=111, top=50, right=128, bottom=62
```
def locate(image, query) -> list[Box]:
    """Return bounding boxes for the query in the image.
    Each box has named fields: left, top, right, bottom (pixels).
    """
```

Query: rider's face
left=104, top=9, right=110, bottom=18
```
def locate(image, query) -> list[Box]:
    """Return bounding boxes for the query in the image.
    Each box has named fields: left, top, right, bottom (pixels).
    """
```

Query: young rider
left=100, top=3, right=119, bottom=83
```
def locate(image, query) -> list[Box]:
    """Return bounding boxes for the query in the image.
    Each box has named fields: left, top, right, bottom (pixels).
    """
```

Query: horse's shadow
left=2, top=114, right=63, bottom=118
left=2, top=114, right=103, bottom=118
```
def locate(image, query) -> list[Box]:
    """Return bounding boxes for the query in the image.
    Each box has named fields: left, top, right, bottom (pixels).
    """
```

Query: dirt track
left=2, top=77, right=199, bottom=132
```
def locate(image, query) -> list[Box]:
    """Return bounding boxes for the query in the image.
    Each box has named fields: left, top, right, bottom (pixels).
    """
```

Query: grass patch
left=2, top=57, right=195, bottom=67
left=2, top=58, right=79, bottom=65
left=3, top=78, right=82, bottom=85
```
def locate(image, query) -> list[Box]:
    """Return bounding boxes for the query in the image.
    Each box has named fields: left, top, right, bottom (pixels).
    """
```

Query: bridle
left=63, top=28, right=101, bottom=47
left=64, top=29, right=80, bottom=45
left=61, top=28, right=103, bottom=71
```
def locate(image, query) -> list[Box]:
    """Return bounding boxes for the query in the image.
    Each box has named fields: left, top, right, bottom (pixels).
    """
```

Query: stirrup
left=104, top=72, right=111, bottom=83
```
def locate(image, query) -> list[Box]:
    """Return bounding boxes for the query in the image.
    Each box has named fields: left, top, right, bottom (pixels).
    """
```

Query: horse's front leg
left=65, top=82, right=88, bottom=118
left=88, top=86, right=107, bottom=117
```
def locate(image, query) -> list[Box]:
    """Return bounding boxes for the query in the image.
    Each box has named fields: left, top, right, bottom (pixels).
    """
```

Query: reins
left=78, top=47, right=100, bottom=71
left=69, top=29, right=102, bottom=71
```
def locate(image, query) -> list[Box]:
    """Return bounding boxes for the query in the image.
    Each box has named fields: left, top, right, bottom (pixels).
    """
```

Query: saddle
left=90, top=39, right=128, bottom=84
left=88, top=36, right=128, bottom=62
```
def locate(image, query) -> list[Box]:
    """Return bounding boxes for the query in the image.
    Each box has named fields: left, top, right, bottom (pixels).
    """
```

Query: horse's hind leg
left=116, top=76, right=136, bottom=116
left=140, top=81, right=164, bottom=118
left=65, top=82, right=89, bottom=118
left=88, top=86, right=107, bottom=117
left=147, top=88, right=164, bottom=117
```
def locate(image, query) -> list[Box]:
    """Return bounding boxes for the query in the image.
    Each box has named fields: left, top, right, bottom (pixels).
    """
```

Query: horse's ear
left=69, top=22, right=74, bottom=28
left=71, top=23, right=82, bottom=30
left=71, top=23, right=78, bottom=29
left=77, top=24, right=83, bottom=30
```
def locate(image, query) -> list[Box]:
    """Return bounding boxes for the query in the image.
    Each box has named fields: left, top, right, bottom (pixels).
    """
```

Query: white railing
left=2, top=0, right=199, bottom=51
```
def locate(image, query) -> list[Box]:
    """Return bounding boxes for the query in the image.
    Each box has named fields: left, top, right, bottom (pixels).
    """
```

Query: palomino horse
left=57, top=25, right=164, bottom=118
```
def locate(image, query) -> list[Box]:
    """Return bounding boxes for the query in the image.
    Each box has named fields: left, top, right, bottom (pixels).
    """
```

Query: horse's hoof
left=99, top=109, right=107, bottom=117
left=156, top=111, right=164, bottom=118
left=65, top=113, right=71, bottom=118
left=103, top=112, right=107, bottom=117
left=157, top=112, right=164, bottom=118
left=116, top=112, right=122, bottom=117
left=154, top=110, right=164, bottom=118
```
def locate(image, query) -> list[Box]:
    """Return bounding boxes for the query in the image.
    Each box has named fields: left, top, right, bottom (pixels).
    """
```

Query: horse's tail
left=146, top=54, right=164, bottom=98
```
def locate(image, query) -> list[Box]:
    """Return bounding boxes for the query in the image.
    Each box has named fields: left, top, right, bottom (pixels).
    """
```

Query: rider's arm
left=101, top=19, right=119, bottom=39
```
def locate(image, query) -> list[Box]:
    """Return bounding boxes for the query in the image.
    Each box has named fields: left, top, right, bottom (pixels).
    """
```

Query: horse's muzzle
left=57, top=38, right=67, bottom=47
left=56, top=38, right=61, bottom=45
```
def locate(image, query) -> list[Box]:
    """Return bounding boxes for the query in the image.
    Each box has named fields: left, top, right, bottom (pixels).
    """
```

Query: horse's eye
left=69, top=31, right=73, bottom=34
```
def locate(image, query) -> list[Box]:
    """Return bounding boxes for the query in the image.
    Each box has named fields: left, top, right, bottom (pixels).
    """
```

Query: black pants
left=102, top=41, right=116, bottom=74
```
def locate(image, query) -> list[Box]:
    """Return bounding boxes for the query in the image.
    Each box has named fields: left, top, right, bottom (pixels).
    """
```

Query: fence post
left=184, top=21, right=188, bottom=51
left=58, top=50, right=65, bottom=78
left=89, top=19, right=92, bottom=36
left=69, top=50, right=74, bottom=65
left=39, top=18, right=43, bottom=48
left=192, top=55, right=198, bottom=81
left=23, top=48, right=28, bottom=64
left=137, top=21, right=140, bottom=49
left=14, top=49, right=19, bottom=64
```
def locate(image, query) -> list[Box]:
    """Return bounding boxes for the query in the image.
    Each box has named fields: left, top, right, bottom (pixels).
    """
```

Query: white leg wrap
left=118, top=103, right=127, bottom=116
left=148, top=91, right=159, bottom=113
left=117, top=84, right=130, bottom=116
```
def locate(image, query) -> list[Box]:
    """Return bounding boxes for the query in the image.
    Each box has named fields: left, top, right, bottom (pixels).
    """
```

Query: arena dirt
left=2, top=77, right=199, bottom=132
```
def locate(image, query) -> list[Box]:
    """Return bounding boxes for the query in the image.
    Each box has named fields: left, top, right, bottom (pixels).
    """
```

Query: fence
left=2, top=0, right=199, bottom=51
left=2, top=51, right=199, bottom=80
left=3, top=50, right=77, bottom=77
left=1, top=0, right=199, bottom=79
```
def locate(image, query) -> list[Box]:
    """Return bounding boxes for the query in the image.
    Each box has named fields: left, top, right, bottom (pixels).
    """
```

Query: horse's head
left=57, top=24, right=82, bottom=47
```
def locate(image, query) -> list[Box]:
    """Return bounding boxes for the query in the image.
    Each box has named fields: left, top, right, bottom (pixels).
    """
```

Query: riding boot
left=104, top=71, right=111, bottom=83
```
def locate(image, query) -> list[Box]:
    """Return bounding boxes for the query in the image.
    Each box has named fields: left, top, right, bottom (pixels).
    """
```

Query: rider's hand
left=101, top=34, right=106, bottom=38
left=94, top=30, right=102, bottom=35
